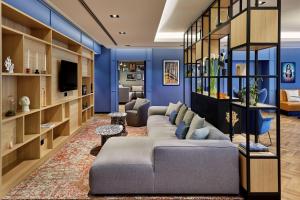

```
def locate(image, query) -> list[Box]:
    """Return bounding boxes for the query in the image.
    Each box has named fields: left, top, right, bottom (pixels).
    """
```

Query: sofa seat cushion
left=147, top=115, right=172, bottom=127
left=280, top=101, right=300, bottom=111
left=148, top=126, right=177, bottom=139
left=89, top=137, right=155, bottom=194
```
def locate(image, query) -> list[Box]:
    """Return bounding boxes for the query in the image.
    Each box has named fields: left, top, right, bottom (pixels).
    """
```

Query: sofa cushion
left=133, top=98, right=147, bottom=110
left=169, top=111, right=177, bottom=125
left=190, top=127, right=210, bottom=140
left=175, top=121, right=189, bottom=139
left=89, top=137, right=155, bottom=194
left=147, top=115, right=172, bottom=127
left=183, top=110, right=195, bottom=126
left=175, top=104, right=187, bottom=126
left=165, top=102, right=182, bottom=116
left=148, top=126, right=177, bottom=139
left=285, top=90, right=300, bottom=102
left=207, top=127, right=230, bottom=140
left=186, top=115, right=205, bottom=139
left=132, top=85, right=143, bottom=92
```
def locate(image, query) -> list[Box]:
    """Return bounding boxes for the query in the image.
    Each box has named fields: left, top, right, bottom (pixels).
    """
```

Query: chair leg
left=267, top=131, right=272, bottom=146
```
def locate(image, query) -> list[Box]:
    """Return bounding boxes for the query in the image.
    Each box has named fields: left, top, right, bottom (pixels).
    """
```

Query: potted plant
left=239, top=78, right=263, bottom=106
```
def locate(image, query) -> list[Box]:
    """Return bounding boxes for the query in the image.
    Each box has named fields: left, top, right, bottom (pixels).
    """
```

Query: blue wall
left=4, top=0, right=101, bottom=53
left=281, top=48, right=300, bottom=89
left=95, top=48, right=186, bottom=113
left=152, top=49, right=185, bottom=106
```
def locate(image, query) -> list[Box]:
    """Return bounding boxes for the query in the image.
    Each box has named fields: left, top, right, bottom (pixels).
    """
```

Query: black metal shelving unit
left=183, top=0, right=281, bottom=199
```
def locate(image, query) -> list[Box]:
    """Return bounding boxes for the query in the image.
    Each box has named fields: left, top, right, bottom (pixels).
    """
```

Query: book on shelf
left=41, top=122, right=56, bottom=129
left=239, top=142, right=269, bottom=152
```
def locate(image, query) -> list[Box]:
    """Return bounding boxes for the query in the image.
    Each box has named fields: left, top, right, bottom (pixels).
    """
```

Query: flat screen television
left=59, top=60, right=78, bottom=92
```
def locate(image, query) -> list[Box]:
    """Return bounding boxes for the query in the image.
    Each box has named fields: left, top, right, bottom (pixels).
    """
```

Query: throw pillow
left=165, top=102, right=182, bottom=116
left=190, top=127, right=210, bottom=140
left=133, top=98, right=147, bottom=110
left=285, top=90, right=300, bottom=102
left=132, top=85, right=143, bottom=92
left=175, top=104, right=188, bottom=126
left=169, top=111, right=178, bottom=125
left=183, top=110, right=195, bottom=126
left=186, top=115, right=205, bottom=139
left=175, top=121, right=189, bottom=139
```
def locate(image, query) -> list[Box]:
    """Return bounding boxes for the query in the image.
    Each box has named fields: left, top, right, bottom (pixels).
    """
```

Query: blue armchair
left=257, top=111, right=273, bottom=146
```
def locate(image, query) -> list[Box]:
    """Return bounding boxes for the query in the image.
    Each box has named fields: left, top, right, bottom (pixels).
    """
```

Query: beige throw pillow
left=183, top=110, right=195, bottom=126
left=132, top=86, right=143, bottom=92
left=165, top=102, right=182, bottom=116
left=175, top=104, right=188, bottom=126
left=133, top=98, right=147, bottom=110
left=186, top=115, right=205, bottom=139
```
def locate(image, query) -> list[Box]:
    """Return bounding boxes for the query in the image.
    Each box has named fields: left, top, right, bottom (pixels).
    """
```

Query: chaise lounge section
left=89, top=105, right=239, bottom=195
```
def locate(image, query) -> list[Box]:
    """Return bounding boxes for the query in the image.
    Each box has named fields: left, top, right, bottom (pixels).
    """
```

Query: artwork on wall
left=127, top=73, right=136, bottom=81
left=235, top=63, right=246, bottom=76
left=163, top=60, right=180, bottom=86
left=136, top=72, right=143, bottom=80
left=281, top=62, right=296, bottom=83
left=129, top=63, right=136, bottom=72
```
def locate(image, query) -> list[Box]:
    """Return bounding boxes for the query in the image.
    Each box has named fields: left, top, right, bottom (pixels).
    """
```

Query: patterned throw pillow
left=169, top=111, right=178, bottom=125
left=175, top=121, right=189, bottom=139
left=190, top=127, right=210, bottom=140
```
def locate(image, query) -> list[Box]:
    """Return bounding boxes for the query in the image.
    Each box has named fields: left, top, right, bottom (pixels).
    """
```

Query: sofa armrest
left=153, top=140, right=239, bottom=194
left=125, top=100, right=136, bottom=111
left=148, top=106, right=168, bottom=116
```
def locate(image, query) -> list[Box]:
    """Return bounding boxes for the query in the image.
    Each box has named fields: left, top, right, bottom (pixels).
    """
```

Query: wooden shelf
left=2, top=72, right=51, bottom=77
left=1, top=134, right=39, bottom=157
left=2, top=109, right=40, bottom=123
left=82, top=105, right=93, bottom=112
left=52, top=44, right=81, bottom=56
left=52, top=136, right=68, bottom=149
left=40, top=118, right=70, bottom=134
left=232, top=102, right=277, bottom=110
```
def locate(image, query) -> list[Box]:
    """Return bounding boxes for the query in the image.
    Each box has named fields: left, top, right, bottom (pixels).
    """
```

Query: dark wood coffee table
left=108, top=112, right=128, bottom=135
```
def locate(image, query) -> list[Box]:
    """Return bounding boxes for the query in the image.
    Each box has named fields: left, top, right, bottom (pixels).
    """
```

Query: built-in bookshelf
left=0, top=2, right=95, bottom=194
left=184, top=0, right=281, bottom=199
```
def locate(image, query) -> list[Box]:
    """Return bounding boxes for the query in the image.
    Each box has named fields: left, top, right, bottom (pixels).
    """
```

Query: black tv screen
left=59, top=60, right=78, bottom=92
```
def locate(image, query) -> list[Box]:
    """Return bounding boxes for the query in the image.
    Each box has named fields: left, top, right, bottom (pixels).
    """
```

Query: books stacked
left=239, top=142, right=269, bottom=152
left=41, top=122, right=55, bottom=129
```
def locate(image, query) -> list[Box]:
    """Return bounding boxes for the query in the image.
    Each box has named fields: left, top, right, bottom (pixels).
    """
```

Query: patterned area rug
left=3, top=117, right=243, bottom=200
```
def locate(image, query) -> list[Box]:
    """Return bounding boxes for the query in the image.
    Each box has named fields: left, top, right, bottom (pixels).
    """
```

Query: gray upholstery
left=119, top=87, right=130, bottom=103
left=89, top=137, right=155, bottom=194
left=89, top=105, right=239, bottom=195
left=126, top=99, right=150, bottom=127
left=148, top=106, right=167, bottom=116
left=153, top=140, right=239, bottom=194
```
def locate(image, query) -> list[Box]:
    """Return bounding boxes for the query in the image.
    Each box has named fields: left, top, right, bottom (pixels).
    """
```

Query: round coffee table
left=108, top=112, right=127, bottom=135
left=96, top=125, right=123, bottom=146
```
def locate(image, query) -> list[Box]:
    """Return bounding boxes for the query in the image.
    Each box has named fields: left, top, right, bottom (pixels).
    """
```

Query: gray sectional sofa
left=89, top=106, right=240, bottom=195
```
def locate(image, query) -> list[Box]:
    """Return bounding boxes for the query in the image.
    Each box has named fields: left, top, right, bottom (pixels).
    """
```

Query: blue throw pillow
left=190, top=127, right=210, bottom=140
left=169, top=111, right=177, bottom=125
left=175, top=121, right=189, bottom=139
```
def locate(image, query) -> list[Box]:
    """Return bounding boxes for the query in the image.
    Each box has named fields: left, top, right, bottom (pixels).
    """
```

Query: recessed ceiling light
left=258, top=1, right=266, bottom=5
left=119, top=32, right=126, bottom=35
left=110, top=14, right=119, bottom=18
left=125, top=44, right=131, bottom=47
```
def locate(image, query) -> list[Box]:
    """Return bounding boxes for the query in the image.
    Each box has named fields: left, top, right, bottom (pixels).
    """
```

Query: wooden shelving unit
left=0, top=2, right=95, bottom=194
left=184, top=0, right=281, bottom=199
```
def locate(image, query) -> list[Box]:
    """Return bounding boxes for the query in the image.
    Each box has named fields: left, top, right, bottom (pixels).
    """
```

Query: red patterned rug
left=3, top=117, right=243, bottom=200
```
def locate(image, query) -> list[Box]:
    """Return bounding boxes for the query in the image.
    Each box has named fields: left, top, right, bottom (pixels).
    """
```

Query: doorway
left=118, top=61, right=146, bottom=111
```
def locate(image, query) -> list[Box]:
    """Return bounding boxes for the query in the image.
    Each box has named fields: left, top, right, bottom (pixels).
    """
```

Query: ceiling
left=45, top=0, right=300, bottom=48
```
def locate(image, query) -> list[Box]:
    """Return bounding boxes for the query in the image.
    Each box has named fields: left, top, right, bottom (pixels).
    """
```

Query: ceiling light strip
left=78, top=0, right=117, bottom=46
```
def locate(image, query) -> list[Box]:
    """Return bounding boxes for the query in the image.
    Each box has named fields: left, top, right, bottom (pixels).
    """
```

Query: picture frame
left=163, top=60, right=180, bottom=86
left=281, top=62, right=296, bottom=83
left=126, top=73, right=136, bottom=81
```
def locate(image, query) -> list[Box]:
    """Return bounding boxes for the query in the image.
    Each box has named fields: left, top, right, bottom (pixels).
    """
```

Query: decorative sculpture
left=4, top=56, right=14, bottom=73
left=19, top=96, right=30, bottom=112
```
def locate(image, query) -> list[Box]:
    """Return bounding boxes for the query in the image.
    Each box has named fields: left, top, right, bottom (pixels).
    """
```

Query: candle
left=44, top=54, right=47, bottom=71
left=27, top=49, right=30, bottom=68
left=36, top=52, right=38, bottom=70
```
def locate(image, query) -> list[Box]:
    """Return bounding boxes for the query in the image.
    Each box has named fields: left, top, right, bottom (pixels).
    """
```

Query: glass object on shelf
left=5, top=95, right=16, bottom=117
